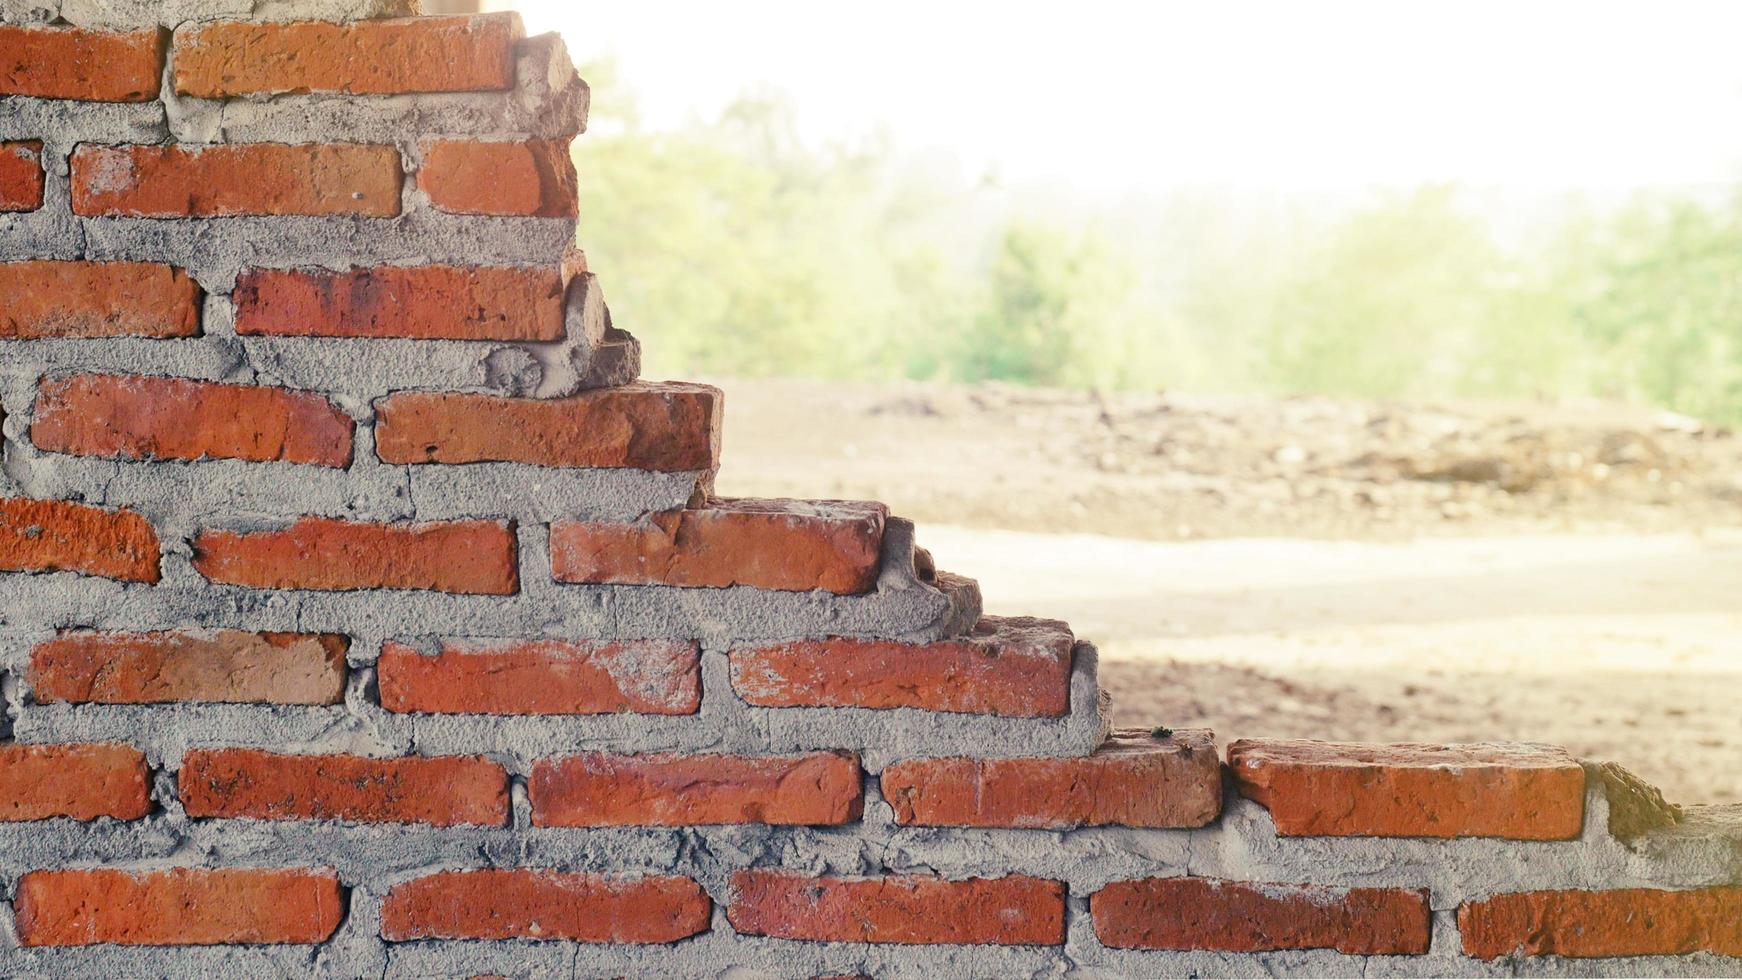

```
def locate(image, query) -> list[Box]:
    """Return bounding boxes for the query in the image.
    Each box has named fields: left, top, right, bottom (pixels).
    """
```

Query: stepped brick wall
left=2, top=3, right=1740, bottom=978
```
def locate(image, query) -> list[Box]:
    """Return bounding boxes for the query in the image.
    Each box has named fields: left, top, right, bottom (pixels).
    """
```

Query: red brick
left=180, top=749, right=508, bottom=826
left=71, top=143, right=402, bottom=218
left=191, top=517, right=517, bottom=594
left=728, top=870, right=1064, bottom=945
left=174, top=14, right=519, bottom=98
left=530, top=751, right=862, bottom=827
left=0, top=25, right=162, bottom=102
left=378, top=638, right=699, bottom=716
left=881, top=729, right=1221, bottom=829
left=31, top=630, right=347, bottom=706
left=375, top=381, right=721, bottom=469
left=233, top=264, right=564, bottom=341
left=1093, top=877, right=1431, bottom=954
left=419, top=139, right=577, bottom=216
left=31, top=373, right=353, bottom=467
left=0, top=497, right=160, bottom=583
left=1228, top=739, right=1586, bottom=839
left=0, top=260, right=200, bottom=339
left=15, top=868, right=343, bottom=946
left=551, top=498, right=885, bottom=594
left=0, top=743, right=150, bottom=821
left=731, top=615, right=1073, bottom=716
left=381, top=869, right=711, bottom=943
left=0, top=140, right=44, bottom=211
left=1459, top=887, right=1742, bottom=959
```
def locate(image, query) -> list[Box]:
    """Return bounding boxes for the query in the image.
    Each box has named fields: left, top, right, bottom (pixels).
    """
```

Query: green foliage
left=574, top=63, right=1742, bottom=425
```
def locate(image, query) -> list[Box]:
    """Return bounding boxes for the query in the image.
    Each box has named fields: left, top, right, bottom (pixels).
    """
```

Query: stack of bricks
left=2, top=3, right=1739, bottom=977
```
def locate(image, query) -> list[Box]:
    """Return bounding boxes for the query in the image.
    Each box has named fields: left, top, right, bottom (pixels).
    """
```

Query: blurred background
left=440, top=0, right=1740, bottom=802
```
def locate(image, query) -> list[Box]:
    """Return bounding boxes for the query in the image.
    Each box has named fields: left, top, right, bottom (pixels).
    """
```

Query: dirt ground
left=707, top=376, right=1742, bottom=804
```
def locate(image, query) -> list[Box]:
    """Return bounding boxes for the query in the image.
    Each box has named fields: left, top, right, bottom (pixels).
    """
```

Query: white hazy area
left=505, top=0, right=1742, bottom=196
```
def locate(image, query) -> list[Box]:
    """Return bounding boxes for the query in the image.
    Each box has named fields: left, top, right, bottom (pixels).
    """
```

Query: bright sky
left=508, top=0, right=1742, bottom=194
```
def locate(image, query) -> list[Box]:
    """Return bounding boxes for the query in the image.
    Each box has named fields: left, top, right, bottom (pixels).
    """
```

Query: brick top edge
left=1227, top=738, right=1581, bottom=771
left=2, top=1, right=421, bottom=31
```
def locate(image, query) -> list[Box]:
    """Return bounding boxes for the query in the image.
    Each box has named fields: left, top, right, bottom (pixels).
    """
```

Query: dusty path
left=708, top=376, right=1742, bottom=804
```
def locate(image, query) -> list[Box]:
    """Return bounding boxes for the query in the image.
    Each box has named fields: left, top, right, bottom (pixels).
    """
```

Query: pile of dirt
left=718, top=377, right=1742, bottom=541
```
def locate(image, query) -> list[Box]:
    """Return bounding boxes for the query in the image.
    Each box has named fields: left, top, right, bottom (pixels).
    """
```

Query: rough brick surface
left=0, top=261, right=200, bottom=340
left=191, top=517, right=518, bottom=594
left=0, top=744, right=151, bottom=822
left=15, top=868, right=343, bottom=946
left=530, top=752, right=862, bottom=827
left=0, top=25, right=162, bottom=102
left=31, top=630, right=348, bottom=706
left=0, top=140, right=44, bottom=211
left=420, top=139, right=578, bottom=216
left=1093, top=878, right=1432, bottom=954
left=180, top=750, right=509, bottom=826
left=1228, top=739, right=1587, bottom=839
left=378, top=638, right=700, bottom=715
left=233, top=265, right=564, bottom=341
left=175, top=14, right=519, bottom=98
left=728, top=871, right=1066, bottom=946
left=1459, top=887, right=1742, bottom=959
left=881, top=729, right=1221, bottom=829
left=375, top=382, right=721, bottom=469
left=0, top=497, right=160, bottom=583
left=31, top=374, right=354, bottom=467
left=551, top=498, right=886, bottom=594
left=730, top=615, right=1074, bottom=716
left=71, top=143, right=403, bottom=218
left=381, top=870, right=711, bottom=943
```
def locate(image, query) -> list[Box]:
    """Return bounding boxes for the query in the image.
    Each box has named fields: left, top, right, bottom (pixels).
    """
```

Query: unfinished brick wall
left=1, top=3, right=1739, bottom=977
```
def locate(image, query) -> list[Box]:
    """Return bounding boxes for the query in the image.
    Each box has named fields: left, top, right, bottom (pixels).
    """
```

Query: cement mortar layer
left=0, top=780, right=1731, bottom=978
left=2, top=0, right=420, bottom=29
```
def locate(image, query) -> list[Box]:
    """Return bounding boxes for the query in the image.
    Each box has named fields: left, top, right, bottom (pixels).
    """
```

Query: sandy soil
left=707, top=376, right=1742, bottom=804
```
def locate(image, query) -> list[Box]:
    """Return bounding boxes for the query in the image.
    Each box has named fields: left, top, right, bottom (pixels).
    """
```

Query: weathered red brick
left=1459, top=887, right=1742, bottom=959
left=0, top=261, right=200, bottom=339
left=0, top=743, right=151, bottom=821
left=530, top=751, right=862, bottom=827
left=419, top=139, right=577, bottom=216
left=31, top=630, right=347, bottom=705
left=191, top=517, right=517, bottom=594
left=15, top=868, right=343, bottom=946
left=1228, top=739, right=1586, bottom=839
left=1093, top=877, right=1431, bottom=954
left=378, top=638, right=699, bottom=716
left=375, top=381, right=721, bottom=469
left=731, top=615, right=1074, bottom=716
left=71, top=143, right=402, bottom=218
left=551, top=498, right=885, bottom=594
left=233, top=264, right=564, bottom=341
left=31, top=373, right=354, bottom=467
left=728, top=870, right=1065, bottom=945
left=0, top=497, right=160, bottom=583
left=881, top=729, right=1221, bottom=829
left=0, top=140, right=44, bottom=211
left=180, top=749, right=508, bottom=826
left=174, top=14, right=519, bottom=98
left=381, top=869, right=711, bottom=943
left=0, top=25, right=162, bottom=102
